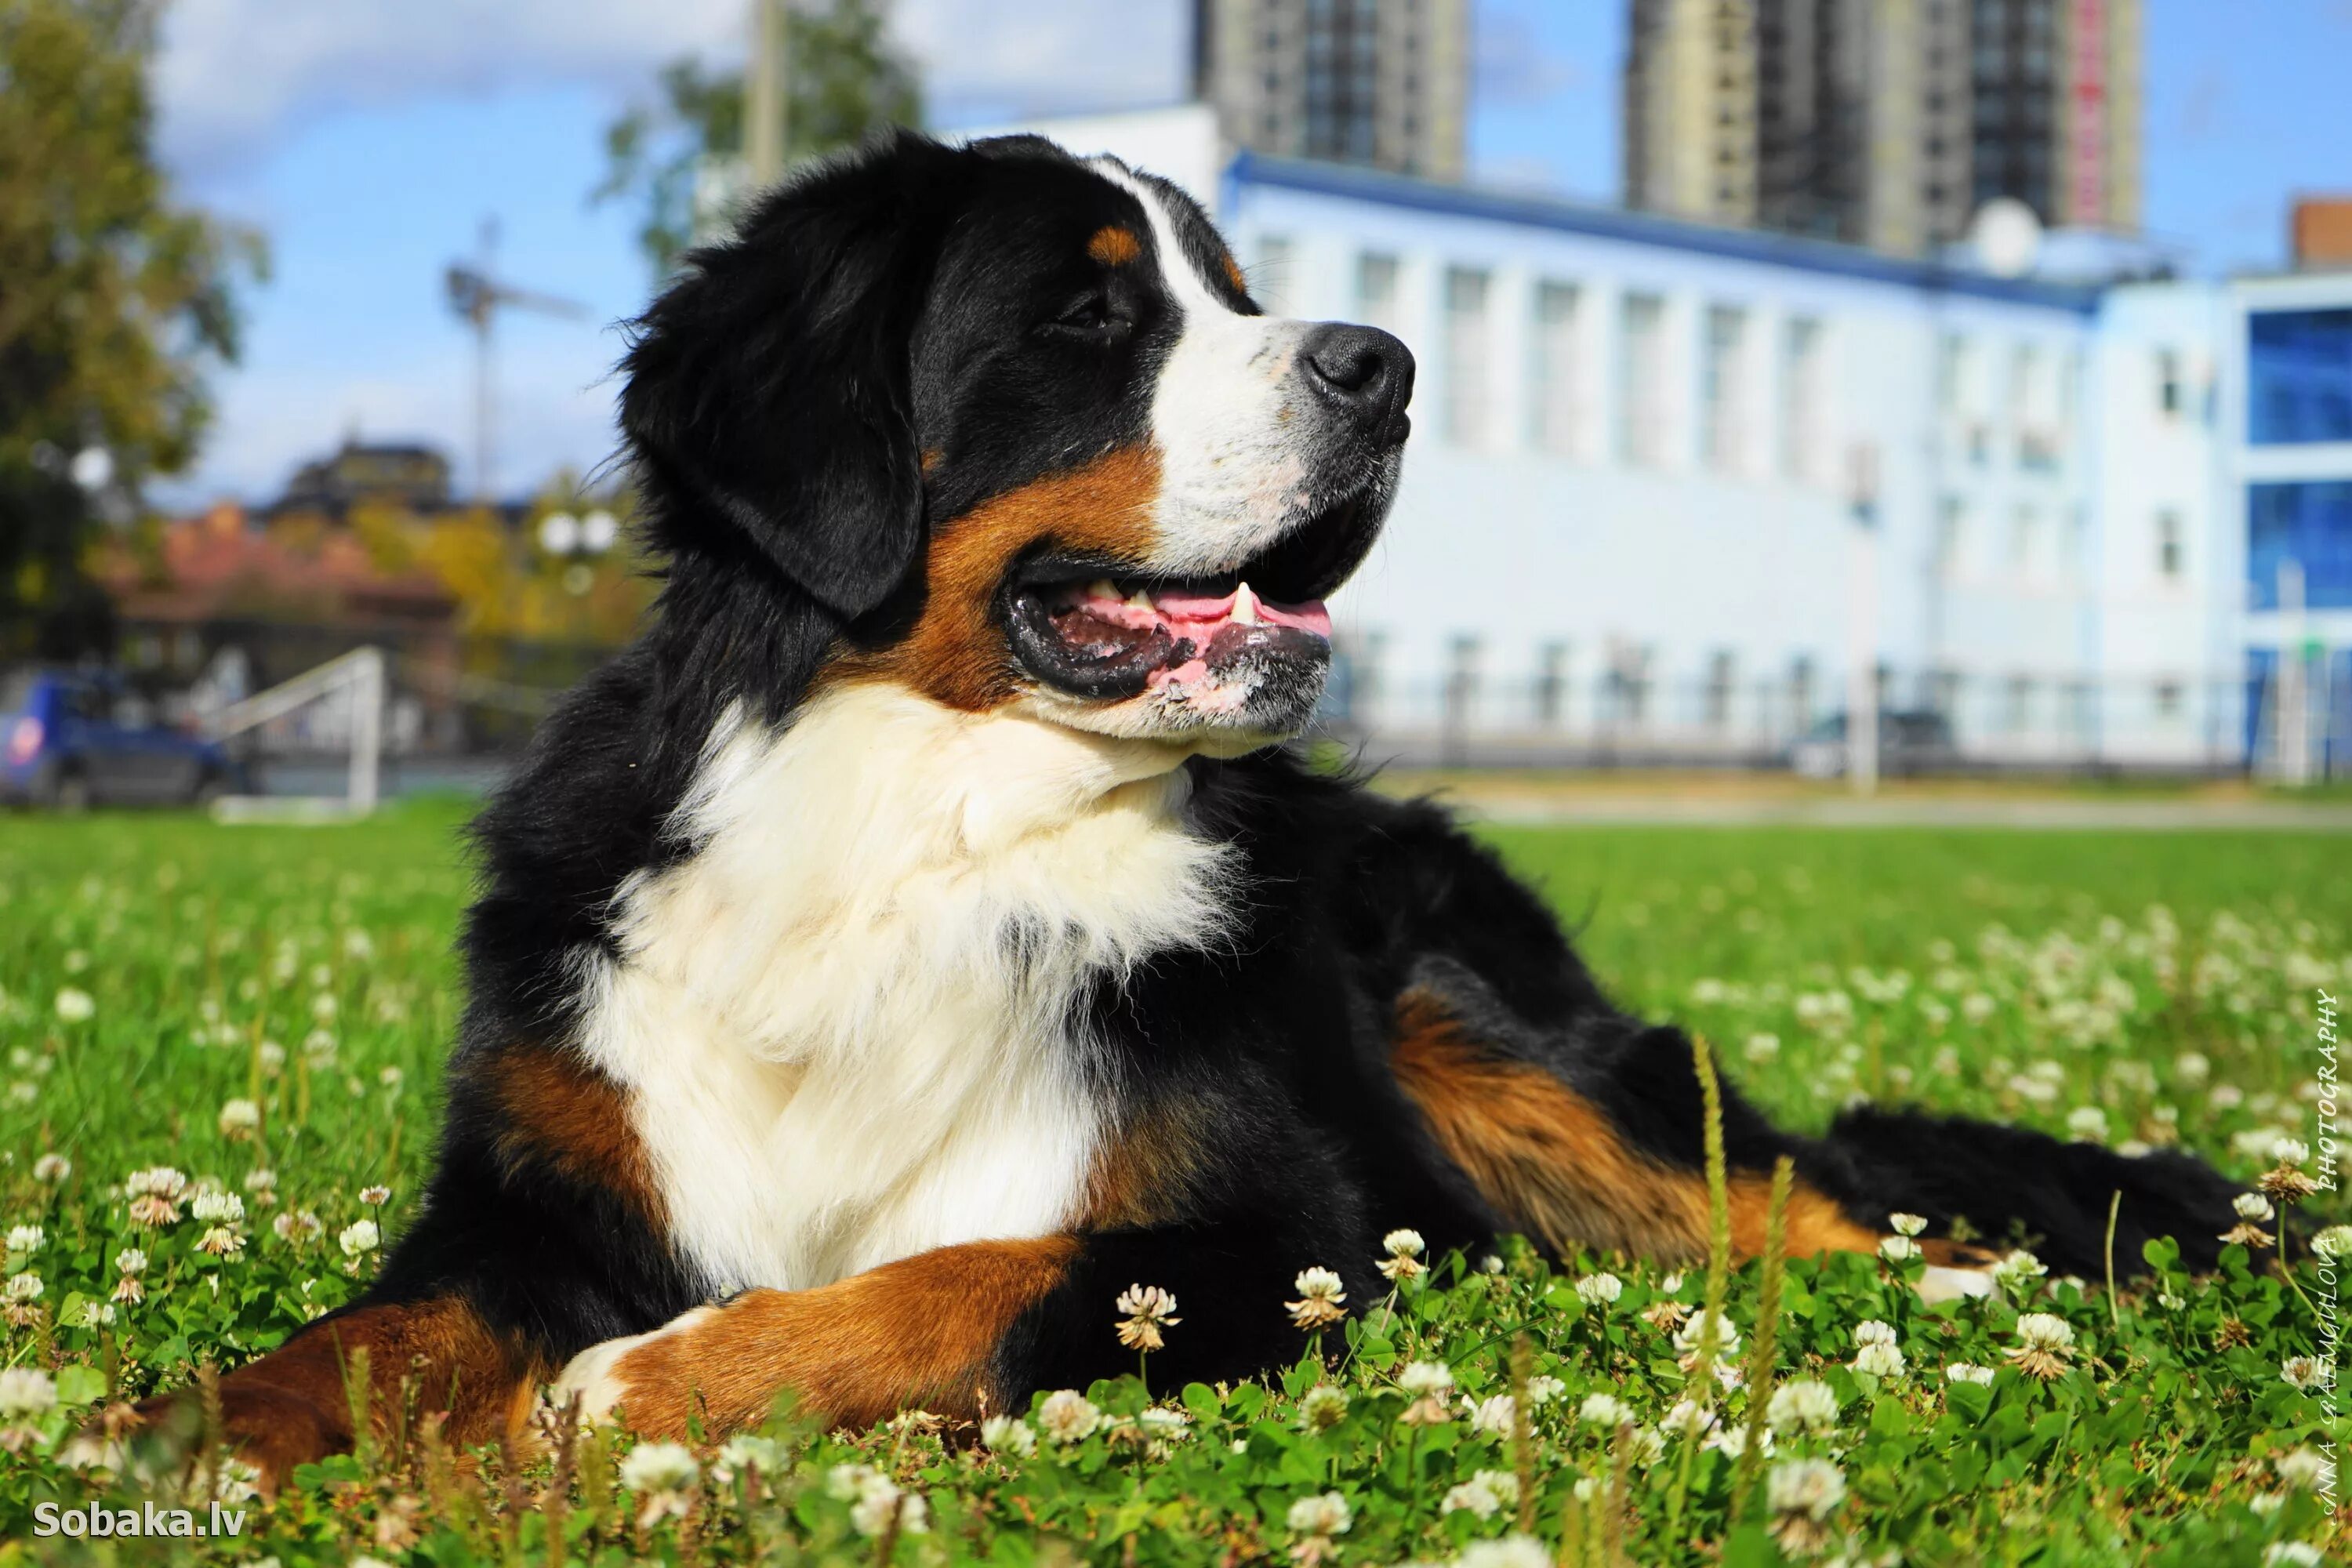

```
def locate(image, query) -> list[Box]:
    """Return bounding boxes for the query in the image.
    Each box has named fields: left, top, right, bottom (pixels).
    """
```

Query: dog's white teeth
left=1125, top=588, right=1156, bottom=612
left=1086, top=579, right=1121, bottom=602
left=1231, top=581, right=1262, bottom=625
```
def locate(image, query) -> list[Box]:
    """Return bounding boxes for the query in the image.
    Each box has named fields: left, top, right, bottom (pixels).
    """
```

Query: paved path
left=1428, top=794, right=2352, bottom=831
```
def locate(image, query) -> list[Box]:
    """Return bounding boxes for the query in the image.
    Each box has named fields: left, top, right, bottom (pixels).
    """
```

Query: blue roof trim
left=1228, top=151, right=2106, bottom=316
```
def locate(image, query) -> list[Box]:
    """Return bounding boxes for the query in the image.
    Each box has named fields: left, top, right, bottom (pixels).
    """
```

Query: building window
left=1617, top=293, right=1667, bottom=467
left=1701, top=306, right=1748, bottom=473
left=1532, top=282, right=1581, bottom=455
left=2156, top=509, right=2183, bottom=579
left=2153, top=679, right=2183, bottom=719
left=2003, top=676, right=2034, bottom=734
left=1936, top=495, right=1967, bottom=574
left=2248, top=481, right=2352, bottom=609
left=2249, top=309, right=2352, bottom=444
left=1253, top=234, right=1294, bottom=315
left=1936, top=332, right=1971, bottom=416
left=2157, top=349, right=2184, bottom=417
left=1355, top=252, right=1399, bottom=335
left=1443, top=267, right=1491, bottom=446
left=1781, top=316, right=1824, bottom=481
left=1534, top=641, right=1570, bottom=727
left=1704, top=649, right=1736, bottom=728
left=2010, top=503, right=2040, bottom=581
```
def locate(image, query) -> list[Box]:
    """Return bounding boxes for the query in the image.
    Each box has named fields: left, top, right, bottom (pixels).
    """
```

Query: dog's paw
left=554, top=1305, right=720, bottom=1426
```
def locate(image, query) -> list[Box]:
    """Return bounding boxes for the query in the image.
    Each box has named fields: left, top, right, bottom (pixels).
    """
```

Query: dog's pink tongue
left=1153, top=588, right=1333, bottom=641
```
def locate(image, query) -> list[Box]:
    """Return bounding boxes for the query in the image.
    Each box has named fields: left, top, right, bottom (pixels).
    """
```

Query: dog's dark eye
left=1040, top=292, right=1125, bottom=340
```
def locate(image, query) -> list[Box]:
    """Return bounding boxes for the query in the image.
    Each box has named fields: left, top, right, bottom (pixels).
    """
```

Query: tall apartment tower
left=1193, top=0, right=1472, bottom=181
left=1626, top=0, right=2140, bottom=256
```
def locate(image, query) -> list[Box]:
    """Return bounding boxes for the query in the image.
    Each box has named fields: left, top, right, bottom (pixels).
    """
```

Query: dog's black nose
left=1300, top=323, right=1414, bottom=443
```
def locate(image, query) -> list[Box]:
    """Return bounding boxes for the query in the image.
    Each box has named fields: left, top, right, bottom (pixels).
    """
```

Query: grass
left=0, top=803, right=2343, bottom=1564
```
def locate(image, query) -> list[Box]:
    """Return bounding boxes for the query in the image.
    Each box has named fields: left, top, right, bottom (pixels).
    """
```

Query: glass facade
left=2248, top=309, right=2352, bottom=444
left=2248, top=481, right=2352, bottom=609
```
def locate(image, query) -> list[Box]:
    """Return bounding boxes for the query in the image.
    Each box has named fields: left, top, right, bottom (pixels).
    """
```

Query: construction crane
left=444, top=218, right=587, bottom=505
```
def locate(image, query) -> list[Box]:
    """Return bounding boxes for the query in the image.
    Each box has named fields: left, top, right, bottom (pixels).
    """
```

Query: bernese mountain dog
left=144, top=131, right=2245, bottom=1483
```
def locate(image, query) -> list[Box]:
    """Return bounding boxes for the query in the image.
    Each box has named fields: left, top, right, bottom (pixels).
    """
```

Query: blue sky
left=152, top=0, right=2352, bottom=508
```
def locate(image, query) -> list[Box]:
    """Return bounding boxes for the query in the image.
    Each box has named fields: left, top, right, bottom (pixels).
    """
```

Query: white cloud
left=156, top=0, right=1185, bottom=173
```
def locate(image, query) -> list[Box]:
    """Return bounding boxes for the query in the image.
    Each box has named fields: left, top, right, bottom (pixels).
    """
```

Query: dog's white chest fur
left=571, top=684, right=1231, bottom=1294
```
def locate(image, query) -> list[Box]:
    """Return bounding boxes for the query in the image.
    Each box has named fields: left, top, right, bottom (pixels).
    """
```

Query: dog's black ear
left=621, top=135, right=953, bottom=619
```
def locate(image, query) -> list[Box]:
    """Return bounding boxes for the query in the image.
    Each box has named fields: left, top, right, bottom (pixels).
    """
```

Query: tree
left=0, top=0, right=263, bottom=657
left=592, top=0, right=922, bottom=274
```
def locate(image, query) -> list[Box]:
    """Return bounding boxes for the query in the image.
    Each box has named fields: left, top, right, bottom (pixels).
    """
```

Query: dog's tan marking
left=139, top=1296, right=538, bottom=1489
left=841, top=445, right=1163, bottom=711
left=1087, top=224, right=1142, bottom=266
left=483, top=1045, right=664, bottom=1222
left=569, top=1236, right=1080, bottom=1438
left=1390, top=988, right=1879, bottom=1263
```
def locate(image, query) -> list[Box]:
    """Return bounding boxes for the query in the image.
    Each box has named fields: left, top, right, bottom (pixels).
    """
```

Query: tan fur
left=841, top=446, right=1164, bottom=711
left=1087, top=224, right=1142, bottom=266
left=149, top=1297, right=537, bottom=1489
left=485, top=1046, right=663, bottom=1223
left=1389, top=989, right=1880, bottom=1264
left=578, top=1236, right=1080, bottom=1437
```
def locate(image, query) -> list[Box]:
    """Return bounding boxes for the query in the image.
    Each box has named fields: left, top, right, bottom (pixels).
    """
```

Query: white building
left=975, top=107, right=2352, bottom=773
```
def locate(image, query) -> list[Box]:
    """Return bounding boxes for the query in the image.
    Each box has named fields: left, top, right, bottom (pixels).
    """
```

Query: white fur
left=1091, top=162, right=1319, bottom=578
left=568, top=682, right=1235, bottom=1299
left=1916, top=1265, right=1996, bottom=1303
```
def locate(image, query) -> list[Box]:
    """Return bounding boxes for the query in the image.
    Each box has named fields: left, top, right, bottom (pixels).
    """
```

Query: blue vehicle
left=1, top=668, right=244, bottom=809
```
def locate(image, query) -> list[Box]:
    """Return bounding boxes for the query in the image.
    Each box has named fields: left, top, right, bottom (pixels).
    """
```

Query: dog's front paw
left=555, top=1305, right=720, bottom=1429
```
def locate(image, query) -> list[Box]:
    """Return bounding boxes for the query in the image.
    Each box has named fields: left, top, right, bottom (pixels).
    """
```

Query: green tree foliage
left=0, top=0, right=263, bottom=656
left=592, top=0, right=922, bottom=274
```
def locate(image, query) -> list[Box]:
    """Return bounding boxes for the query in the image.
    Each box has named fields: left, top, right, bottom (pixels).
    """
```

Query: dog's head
left=623, top=131, right=1413, bottom=750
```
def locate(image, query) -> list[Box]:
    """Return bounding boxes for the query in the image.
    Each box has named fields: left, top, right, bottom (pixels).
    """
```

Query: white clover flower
left=217, top=1098, right=261, bottom=1139
left=1852, top=1339, right=1906, bottom=1377
left=1398, top=1360, right=1454, bottom=1397
left=1878, top=1235, right=1922, bottom=1263
left=0, top=1366, right=58, bottom=1417
left=2273, top=1446, right=2333, bottom=1493
left=2009, top=1312, right=2076, bottom=1379
left=1766, top=1378, right=1841, bottom=1436
left=1377, top=1228, right=1427, bottom=1281
left=2233, top=1192, right=2275, bottom=1222
left=2270, top=1138, right=2310, bottom=1168
left=1455, top=1536, right=1551, bottom=1568
left=1888, top=1212, right=1927, bottom=1237
left=1462, top=1392, right=1516, bottom=1437
left=1298, top=1384, right=1350, bottom=1432
left=1990, top=1248, right=2047, bottom=1296
left=1523, top=1374, right=1566, bottom=1406
left=1135, top=1406, right=1191, bottom=1444
left=5, top=1272, right=42, bottom=1303
left=1944, top=1363, right=1996, bottom=1386
left=1768, top=1458, right=1847, bottom=1538
left=338, top=1218, right=381, bottom=1258
left=1674, top=1307, right=1740, bottom=1360
left=1286, top=1490, right=1352, bottom=1537
left=5, top=1224, right=42, bottom=1254
left=1113, top=1283, right=1181, bottom=1351
left=1575, top=1272, right=1624, bottom=1305
left=2065, top=1105, right=2109, bottom=1142
left=709, top=1433, right=788, bottom=1483
left=832, top=1465, right=925, bottom=1537
left=2311, top=1224, right=2352, bottom=1261
left=1287, top=1265, right=1348, bottom=1330
left=2280, top=1356, right=2327, bottom=1392
left=1578, top=1392, right=1633, bottom=1427
left=31, top=1154, right=68, bottom=1185
left=2263, top=1544, right=2323, bottom=1567
left=1659, top=1399, right=1717, bottom=1439
left=64, top=1299, right=114, bottom=1330
left=1036, top=1389, right=1102, bottom=1443
left=979, top=1414, right=1036, bottom=1457
left=114, top=1247, right=147, bottom=1276
left=619, top=1440, right=699, bottom=1492
left=191, top=1190, right=245, bottom=1226
left=1440, top=1468, right=1519, bottom=1519
left=1744, top=1033, right=1781, bottom=1062
left=53, top=989, right=94, bottom=1023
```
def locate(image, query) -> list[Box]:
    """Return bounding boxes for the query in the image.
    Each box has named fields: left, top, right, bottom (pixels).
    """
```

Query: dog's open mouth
left=1004, top=497, right=1378, bottom=706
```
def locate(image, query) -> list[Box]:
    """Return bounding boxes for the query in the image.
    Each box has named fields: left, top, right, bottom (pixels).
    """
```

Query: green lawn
left=0, top=804, right=2341, bottom=1564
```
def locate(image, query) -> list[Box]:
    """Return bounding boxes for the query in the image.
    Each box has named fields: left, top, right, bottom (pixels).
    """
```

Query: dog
left=141, top=131, right=2245, bottom=1483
